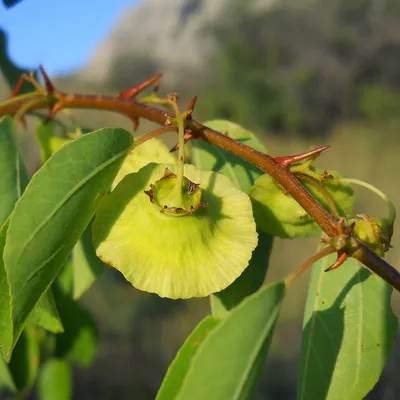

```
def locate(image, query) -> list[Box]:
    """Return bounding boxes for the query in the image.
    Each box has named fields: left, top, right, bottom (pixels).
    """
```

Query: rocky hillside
left=80, top=0, right=277, bottom=90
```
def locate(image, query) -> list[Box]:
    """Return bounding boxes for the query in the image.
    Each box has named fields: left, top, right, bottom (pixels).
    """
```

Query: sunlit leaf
left=156, top=316, right=220, bottom=400
left=2, top=128, right=132, bottom=360
left=298, top=251, right=398, bottom=399
left=175, top=282, right=286, bottom=400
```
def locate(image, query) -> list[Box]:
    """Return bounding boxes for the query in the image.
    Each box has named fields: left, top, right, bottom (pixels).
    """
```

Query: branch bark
left=1, top=90, right=399, bottom=291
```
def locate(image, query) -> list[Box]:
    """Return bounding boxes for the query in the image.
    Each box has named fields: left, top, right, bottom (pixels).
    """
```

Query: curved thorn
left=47, top=103, right=62, bottom=122
left=325, top=252, right=348, bottom=272
left=275, top=145, right=330, bottom=167
left=118, top=73, right=163, bottom=99
left=38, top=65, right=55, bottom=93
left=132, top=117, right=139, bottom=131
left=184, top=96, right=197, bottom=120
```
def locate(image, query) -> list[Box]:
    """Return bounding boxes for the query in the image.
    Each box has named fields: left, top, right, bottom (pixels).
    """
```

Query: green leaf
left=176, top=281, right=286, bottom=400
left=0, top=220, right=12, bottom=357
left=156, top=316, right=220, bottom=400
left=298, top=251, right=398, bottom=400
left=250, top=170, right=354, bottom=238
left=29, top=288, right=64, bottom=333
left=2, top=127, right=132, bottom=361
left=72, top=224, right=105, bottom=299
left=0, top=116, right=28, bottom=226
left=36, top=121, right=70, bottom=163
left=53, top=278, right=98, bottom=368
left=0, top=117, right=63, bottom=342
left=191, top=120, right=266, bottom=193
left=9, top=327, right=40, bottom=392
left=37, top=359, right=73, bottom=400
left=211, top=231, right=273, bottom=317
left=0, top=351, right=15, bottom=392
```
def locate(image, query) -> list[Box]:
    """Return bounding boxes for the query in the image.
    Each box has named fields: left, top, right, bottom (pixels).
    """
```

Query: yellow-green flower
left=92, top=163, right=258, bottom=299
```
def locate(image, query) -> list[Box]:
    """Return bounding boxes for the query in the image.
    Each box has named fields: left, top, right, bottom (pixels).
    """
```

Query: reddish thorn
left=132, top=117, right=140, bottom=131
left=169, top=143, right=179, bottom=153
left=8, top=73, right=29, bottom=98
left=274, top=145, right=330, bottom=167
left=47, top=103, right=62, bottom=122
left=184, top=96, right=197, bottom=119
left=169, top=130, right=193, bottom=152
left=118, top=73, right=163, bottom=99
left=325, top=252, right=348, bottom=272
left=38, top=65, right=55, bottom=93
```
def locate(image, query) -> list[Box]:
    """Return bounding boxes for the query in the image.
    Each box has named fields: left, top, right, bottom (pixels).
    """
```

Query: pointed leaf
left=37, top=359, right=73, bottom=400
left=191, top=120, right=266, bottom=193
left=2, top=128, right=132, bottom=360
left=0, top=116, right=28, bottom=226
left=211, top=232, right=273, bottom=317
left=157, top=316, right=220, bottom=400
left=176, top=282, right=286, bottom=400
left=72, top=224, right=105, bottom=299
left=298, top=251, right=398, bottom=400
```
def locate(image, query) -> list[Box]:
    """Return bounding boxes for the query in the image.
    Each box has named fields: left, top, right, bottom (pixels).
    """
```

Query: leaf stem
left=1, top=90, right=400, bottom=292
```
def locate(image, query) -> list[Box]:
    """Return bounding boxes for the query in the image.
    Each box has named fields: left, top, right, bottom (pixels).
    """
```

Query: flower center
left=145, top=168, right=207, bottom=216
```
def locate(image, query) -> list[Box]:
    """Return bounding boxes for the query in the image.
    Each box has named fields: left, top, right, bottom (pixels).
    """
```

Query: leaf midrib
left=10, top=147, right=129, bottom=261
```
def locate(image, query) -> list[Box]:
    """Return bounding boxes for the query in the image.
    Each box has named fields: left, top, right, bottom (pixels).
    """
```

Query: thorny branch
left=1, top=69, right=400, bottom=292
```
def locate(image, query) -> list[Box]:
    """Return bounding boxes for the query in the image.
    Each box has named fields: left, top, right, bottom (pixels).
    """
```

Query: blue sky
left=0, top=0, right=139, bottom=75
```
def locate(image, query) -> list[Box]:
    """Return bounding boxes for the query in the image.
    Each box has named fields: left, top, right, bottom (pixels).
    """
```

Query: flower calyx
left=144, top=168, right=207, bottom=216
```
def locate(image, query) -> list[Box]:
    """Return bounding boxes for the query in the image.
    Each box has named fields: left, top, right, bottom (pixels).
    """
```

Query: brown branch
left=1, top=90, right=400, bottom=291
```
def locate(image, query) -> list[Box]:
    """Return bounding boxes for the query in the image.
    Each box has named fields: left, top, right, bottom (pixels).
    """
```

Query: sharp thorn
left=132, top=117, right=139, bottom=131
left=184, top=96, right=197, bottom=120
left=38, top=65, right=55, bottom=93
left=118, top=73, right=163, bottom=99
left=325, top=252, right=348, bottom=272
left=275, top=145, right=330, bottom=167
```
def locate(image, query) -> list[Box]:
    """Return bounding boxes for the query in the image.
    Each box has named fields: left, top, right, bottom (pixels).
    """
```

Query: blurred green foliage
left=194, top=0, right=400, bottom=136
